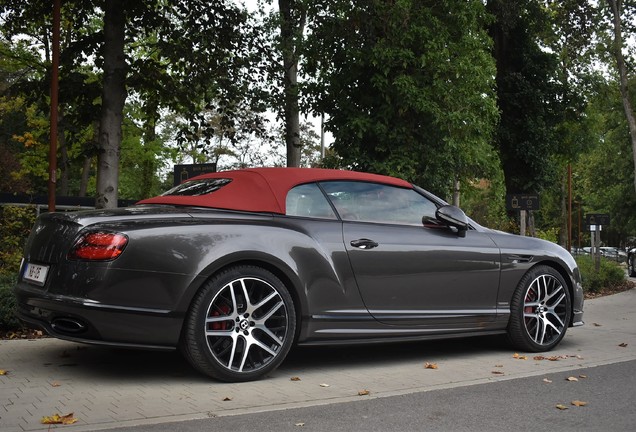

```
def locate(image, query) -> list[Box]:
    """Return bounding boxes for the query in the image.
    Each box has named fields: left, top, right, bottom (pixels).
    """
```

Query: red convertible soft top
left=137, top=167, right=412, bottom=214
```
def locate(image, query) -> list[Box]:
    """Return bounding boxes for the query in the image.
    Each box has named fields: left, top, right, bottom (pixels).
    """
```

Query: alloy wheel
left=204, top=276, right=289, bottom=373
left=522, top=274, right=568, bottom=347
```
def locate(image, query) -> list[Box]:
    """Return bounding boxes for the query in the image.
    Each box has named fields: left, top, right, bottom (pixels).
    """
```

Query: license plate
left=23, top=263, right=49, bottom=286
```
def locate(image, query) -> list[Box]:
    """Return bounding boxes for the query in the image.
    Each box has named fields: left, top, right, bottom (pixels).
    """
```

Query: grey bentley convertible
left=15, top=168, right=584, bottom=381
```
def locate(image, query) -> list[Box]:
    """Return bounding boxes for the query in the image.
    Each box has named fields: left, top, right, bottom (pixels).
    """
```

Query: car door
left=320, top=181, right=502, bottom=328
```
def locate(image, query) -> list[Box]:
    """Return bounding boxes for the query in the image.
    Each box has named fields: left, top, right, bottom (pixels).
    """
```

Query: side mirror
left=435, top=205, right=468, bottom=237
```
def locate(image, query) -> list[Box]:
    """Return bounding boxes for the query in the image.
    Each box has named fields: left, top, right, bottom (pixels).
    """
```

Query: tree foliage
left=302, top=0, right=499, bottom=197
left=1, top=0, right=636, bottom=246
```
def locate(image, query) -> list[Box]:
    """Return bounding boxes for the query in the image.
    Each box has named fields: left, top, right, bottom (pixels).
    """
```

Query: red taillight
left=68, top=232, right=128, bottom=261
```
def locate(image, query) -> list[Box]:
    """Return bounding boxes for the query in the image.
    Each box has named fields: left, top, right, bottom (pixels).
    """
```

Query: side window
left=286, top=183, right=337, bottom=219
left=320, top=181, right=438, bottom=225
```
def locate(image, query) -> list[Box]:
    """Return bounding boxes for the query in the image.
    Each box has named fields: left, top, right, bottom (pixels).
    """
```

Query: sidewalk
left=1, top=289, right=634, bottom=432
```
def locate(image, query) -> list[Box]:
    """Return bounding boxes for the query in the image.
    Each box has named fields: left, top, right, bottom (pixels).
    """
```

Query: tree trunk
left=607, top=0, right=636, bottom=195
left=58, top=108, right=69, bottom=196
left=80, top=121, right=99, bottom=197
left=79, top=156, right=91, bottom=197
left=141, top=106, right=158, bottom=199
left=279, top=0, right=306, bottom=167
left=96, top=0, right=127, bottom=209
left=559, top=168, right=568, bottom=248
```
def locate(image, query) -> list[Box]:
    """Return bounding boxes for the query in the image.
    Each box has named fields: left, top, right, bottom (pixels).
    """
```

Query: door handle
left=350, top=238, right=379, bottom=249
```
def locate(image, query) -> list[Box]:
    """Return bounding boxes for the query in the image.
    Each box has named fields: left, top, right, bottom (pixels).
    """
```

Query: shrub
left=0, top=205, right=36, bottom=276
left=575, top=255, right=626, bottom=294
left=0, top=274, right=21, bottom=331
left=0, top=205, right=36, bottom=332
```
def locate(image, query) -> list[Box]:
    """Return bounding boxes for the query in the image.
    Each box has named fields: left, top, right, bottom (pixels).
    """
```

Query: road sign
left=585, top=213, right=610, bottom=226
left=506, top=194, right=540, bottom=211
left=173, top=163, right=217, bottom=186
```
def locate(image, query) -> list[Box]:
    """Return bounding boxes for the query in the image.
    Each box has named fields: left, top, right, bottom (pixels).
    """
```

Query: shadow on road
left=29, top=334, right=513, bottom=383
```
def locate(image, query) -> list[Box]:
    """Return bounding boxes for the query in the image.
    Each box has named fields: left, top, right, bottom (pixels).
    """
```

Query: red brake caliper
left=211, top=305, right=231, bottom=330
left=524, top=290, right=535, bottom=317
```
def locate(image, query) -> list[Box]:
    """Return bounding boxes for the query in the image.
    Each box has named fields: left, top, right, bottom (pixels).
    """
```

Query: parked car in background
left=14, top=168, right=585, bottom=382
left=628, top=248, right=636, bottom=277
left=599, top=247, right=627, bottom=263
left=569, top=247, right=588, bottom=256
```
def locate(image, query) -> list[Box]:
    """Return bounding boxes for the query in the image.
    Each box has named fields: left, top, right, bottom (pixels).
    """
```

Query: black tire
left=628, top=254, right=636, bottom=277
left=181, top=265, right=296, bottom=382
left=507, top=265, right=571, bottom=352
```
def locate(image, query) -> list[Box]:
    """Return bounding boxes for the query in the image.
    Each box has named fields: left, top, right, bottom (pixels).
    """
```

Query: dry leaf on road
left=41, top=413, right=78, bottom=425
left=566, top=376, right=579, bottom=382
left=543, top=378, right=552, bottom=383
left=555, top=404, right=569, bottom=410
left=491, top=371, right=504, bottom=375
left=0, top=369, right=8, bottom=375
left=358, top=389, right=370, bottom=396
left=290, top=376, right=301, bottom=381
left=424, top=362, right=438, bottom=369
left=222, top=396, right=233, bottom=401
left=319, top=383, right=330, bottom=387
left=512, top=353, right=527, bottom=360
left=618, top=343, right=628, bottom=347
left=572, top=400, right=588, bottom=407
left=295, top=422, right=305, bottom=427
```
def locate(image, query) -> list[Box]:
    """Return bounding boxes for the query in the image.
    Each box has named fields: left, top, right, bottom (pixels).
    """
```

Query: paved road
left=1, top=288, right=634, bottom=432
left=104, top=360, right=636, bottom=432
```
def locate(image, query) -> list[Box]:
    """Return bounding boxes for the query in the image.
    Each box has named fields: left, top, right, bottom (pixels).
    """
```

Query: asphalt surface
left=104, top=360, right=636, bottom=432
left=1, top=287, right=635, bottom=432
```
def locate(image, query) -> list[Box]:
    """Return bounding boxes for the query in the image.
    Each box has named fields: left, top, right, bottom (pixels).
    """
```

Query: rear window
left=161, top=178, right=232, bottom=196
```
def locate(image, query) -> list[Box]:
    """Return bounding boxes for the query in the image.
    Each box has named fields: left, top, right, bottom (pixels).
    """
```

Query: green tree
left=303, top=0, right=499, bottom=198
left=603, top=0, right=636, bottom=195
left=576, top=77, right=636, bottom=247
left=487, top=0, right=564, bottom=196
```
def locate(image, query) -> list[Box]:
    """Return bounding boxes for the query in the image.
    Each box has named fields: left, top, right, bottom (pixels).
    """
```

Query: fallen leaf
left=295, top=422, right=305, bottom=427
left=592, top=322, right=602, bottom=327
left=571, top=400, right=588, bottom=407
left=290, top=376, right=301, bottom=381
left=543, top=378, right=552, bottom=383
left=491, top=371, right=504, bottom=375
left=0, top=369, right=7, bottom=375
left=50, top=381, right=61, bottom=387
left=358, top=389, right=370, bottom=396
left=533, top=355, right=546, bottom=361
left=555, top=404, right=569, bottom=411
left=513, top=353, right=527, bottom=360
left=618, top=343, right=628, bottom=348
left=319, top=383, right=330, bottom=387
left=579, top=375, right=587, bottom=379
left=41, top=413, right=78, bottom=425
left=494, top=364, right=503, bottom=368
left=222, top=396, right=233, bottom=401
left=424, top=362, right=438, bottom=369
left=566, top=376, right=579, bottom=382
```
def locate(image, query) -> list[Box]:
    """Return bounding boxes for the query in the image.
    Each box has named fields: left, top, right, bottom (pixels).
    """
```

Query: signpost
left=585, top=213, right=610, bottom=272
left=173, top=163, right=217, bottom=187
left=506, top=194, right=540, bottom=236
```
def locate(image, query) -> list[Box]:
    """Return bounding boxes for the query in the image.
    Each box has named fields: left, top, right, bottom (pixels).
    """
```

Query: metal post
left=520, top=210, right=526, bottom=236
left=48, top=0, right=61, bottom=212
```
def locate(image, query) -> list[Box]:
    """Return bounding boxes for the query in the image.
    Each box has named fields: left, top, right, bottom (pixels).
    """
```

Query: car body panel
left=343, top=222, right=501, bottom=327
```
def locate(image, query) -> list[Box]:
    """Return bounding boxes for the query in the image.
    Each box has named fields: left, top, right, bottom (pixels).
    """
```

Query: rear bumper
left=14, top=283, right=182, bottom=350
